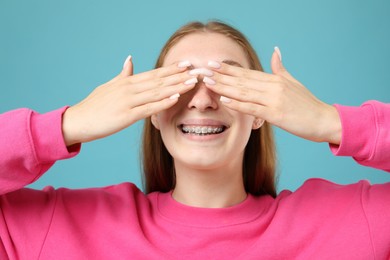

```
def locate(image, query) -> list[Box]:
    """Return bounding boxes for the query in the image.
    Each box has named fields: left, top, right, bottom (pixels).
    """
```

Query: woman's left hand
left=204, top=48, right=342, bottom=145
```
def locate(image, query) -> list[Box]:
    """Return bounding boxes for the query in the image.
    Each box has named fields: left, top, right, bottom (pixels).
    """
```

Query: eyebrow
left=222, top=59, right=243, bottom=68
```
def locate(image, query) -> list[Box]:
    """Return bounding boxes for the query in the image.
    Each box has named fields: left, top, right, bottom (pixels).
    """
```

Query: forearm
left=0, top=107, right=80, bottom=194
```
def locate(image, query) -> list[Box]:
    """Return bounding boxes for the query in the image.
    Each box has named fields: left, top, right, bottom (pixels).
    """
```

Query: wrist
left=62, top=107, right=80, bottom=147
left=321, top=104, right=342, bottom=145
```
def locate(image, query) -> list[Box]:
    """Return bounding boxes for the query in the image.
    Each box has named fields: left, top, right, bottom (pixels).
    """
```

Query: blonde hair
left=141, top=21, right=277, bottom=197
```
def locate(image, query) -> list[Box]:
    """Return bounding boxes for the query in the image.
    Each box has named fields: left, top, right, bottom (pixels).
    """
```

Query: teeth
left=181, top=125, right=224, bottom=135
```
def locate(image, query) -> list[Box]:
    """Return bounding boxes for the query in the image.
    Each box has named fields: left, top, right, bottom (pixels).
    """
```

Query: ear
left=252, top=118, right=264, bottom=130
left=151, top=114, right=160, bottom=130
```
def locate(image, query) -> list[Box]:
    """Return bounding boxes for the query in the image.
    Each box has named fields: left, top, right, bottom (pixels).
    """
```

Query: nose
left=187, top=78, right=218, bottom=112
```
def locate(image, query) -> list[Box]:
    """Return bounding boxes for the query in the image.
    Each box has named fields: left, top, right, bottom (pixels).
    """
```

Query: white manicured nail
left=220, top=96, right=232, bottom=103
left=169, top=93, right=180, bottom=100
left=178, top=60, right=191, bottom=68
left=208, top=61, right=221, bottom=69
left=203, top=76, right=216, bottom=85
left=189, top=68, right=214, bottom=77
left=123, top=55, right=132, bottom=68
left=274, top=46, right=282, bottom=61
left=184, top=77, right=198, bottom=85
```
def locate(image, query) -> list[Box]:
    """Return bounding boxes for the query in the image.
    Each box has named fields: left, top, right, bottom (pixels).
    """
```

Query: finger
left=121, top=55, right=133, bottom=77
left=218, top=97, right=271, bottom=121
left=204, top=77, right=273, bottom=104
left=128, top=95, right=181, bottom=122
left=155, top=70, right=198, bottom=90
left=270, top=47, right=300, bottom=84
left=107, top=55, right=134, bottom=84
left=128, top=70, right=198, bottom=94
left=207, top=72, right=272, bottom=93
left=207, top=61, right=276, bottom=82
left=128, top=80, right=197, bottom=109
left=271, top=48, right=282, bottom=75
left=129, top=61, right=192, bottom=84
left=136, top=81, right=196, bottom=103
left=127, top=56, right=134, bottom=76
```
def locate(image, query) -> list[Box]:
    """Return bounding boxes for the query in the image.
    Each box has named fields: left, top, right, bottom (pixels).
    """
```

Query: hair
left=141, top=21, right=277, bottom=197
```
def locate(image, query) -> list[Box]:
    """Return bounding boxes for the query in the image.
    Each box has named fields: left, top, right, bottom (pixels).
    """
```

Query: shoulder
left=276, top=178, right=370, bottom=212
left=2, top=182, right=149, bottom=210
left=285, top=177, right=370, bottom=195
left=299, top=178, right=369, bottom=194
left=46, top=183, right=156, bottom=223
left=2, top=182, right=152, bottom=214
left=55, top=182, right=149, bottom=206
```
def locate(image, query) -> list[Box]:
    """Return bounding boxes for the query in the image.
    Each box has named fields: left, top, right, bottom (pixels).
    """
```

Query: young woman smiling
left=0, top=21, right=389, bottom=259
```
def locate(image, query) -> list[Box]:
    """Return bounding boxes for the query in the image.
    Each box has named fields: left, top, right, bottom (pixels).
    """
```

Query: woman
left=0, top=21, right=389, bottom=259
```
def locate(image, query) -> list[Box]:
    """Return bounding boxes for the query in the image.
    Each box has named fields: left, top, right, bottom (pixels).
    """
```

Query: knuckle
left=238, top=87, right=249, bottom=98
left=144, top=103, right=153, bottom=116
left=180, top=72, right=190, bottom=81
left=152, top=87, right=162, bottom=98
left=153, top=68, right=163, bottom=78
left=236, top=77, right=245, bottom=88
left=248, top=105, right=259, bottom=116
left=154, top=78, right=164, bottom=87
left=241, top=69, right=250, bottom=79
left=212, top=73, right=222, bottom=83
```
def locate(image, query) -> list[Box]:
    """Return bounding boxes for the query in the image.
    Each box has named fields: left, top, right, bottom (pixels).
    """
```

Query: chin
left=174, top=155, right=225, bottom=171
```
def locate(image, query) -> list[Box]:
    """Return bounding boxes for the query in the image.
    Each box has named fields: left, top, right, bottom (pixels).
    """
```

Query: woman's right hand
left=62, top=56, right=196, bottom=146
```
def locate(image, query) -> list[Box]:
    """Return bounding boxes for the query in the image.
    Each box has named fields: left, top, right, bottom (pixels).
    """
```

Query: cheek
left=156, top=116, right=170, bottom=134
left=155, top=109, right=177, bottom=134
left=236, top=113, right=256, bottom=130
left=156, top=99, right=188, bottom=129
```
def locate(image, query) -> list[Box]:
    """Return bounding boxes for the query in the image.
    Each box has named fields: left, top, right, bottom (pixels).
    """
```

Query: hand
left=204, top=48, right=342, bottom=144
left=62, top=57, right=197, bottom=146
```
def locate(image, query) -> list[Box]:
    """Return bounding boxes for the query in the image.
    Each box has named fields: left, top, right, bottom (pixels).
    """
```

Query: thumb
left=120, top=55, right=133, bottom=77
left=271, top=47, right=296, bottom=82
left=271, top=47, right=286, bottom=75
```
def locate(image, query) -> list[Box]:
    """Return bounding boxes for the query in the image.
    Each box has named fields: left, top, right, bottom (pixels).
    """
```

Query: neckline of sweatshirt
left=154, top=190, right=275, bottom=228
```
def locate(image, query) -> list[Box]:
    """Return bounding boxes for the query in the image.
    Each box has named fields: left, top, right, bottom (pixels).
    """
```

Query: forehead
left=163, top=32, right=250, bottom=68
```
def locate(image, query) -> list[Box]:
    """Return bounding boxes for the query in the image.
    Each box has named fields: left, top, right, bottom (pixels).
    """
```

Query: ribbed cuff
left=30, top=106, right=81, bottom=164
left=329, top=103, right=376, bottom=160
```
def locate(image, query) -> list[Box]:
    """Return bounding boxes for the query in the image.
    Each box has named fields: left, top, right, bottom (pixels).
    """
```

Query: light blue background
left=1, top=0, right=389, bottom=192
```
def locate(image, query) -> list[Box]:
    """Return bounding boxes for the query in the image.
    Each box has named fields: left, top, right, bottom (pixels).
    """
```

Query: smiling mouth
left=179, top=125, right=227, bottom=135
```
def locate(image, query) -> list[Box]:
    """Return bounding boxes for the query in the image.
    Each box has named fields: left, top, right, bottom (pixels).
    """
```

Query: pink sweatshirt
left=0, top=101, right=389, bottom=259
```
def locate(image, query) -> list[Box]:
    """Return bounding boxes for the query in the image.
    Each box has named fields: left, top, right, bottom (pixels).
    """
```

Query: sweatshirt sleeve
left=330, top=101, right=390, bottom=172
left=0, top=107, right=80, bottom=195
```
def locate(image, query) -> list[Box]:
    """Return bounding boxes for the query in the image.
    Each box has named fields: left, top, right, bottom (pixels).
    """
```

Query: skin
left=152, top=33, right=261, bottom=207
left=62, top=32, right=341, bottom=208
left=205, top=51, right=342, bottom=145
left=62, top=59, right=197, bottom=146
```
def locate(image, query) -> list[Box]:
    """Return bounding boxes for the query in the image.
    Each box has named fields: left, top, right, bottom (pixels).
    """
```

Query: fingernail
left=123, top=55, right=132, bottom=68
left=220, top=96, right=232, bottom=103
left=189, top=68, right=214, bottom=77
left=208, top=61, right=221, bottom=69
left=184, top=77, right=198, bottom=85
left=274, top=46, right=282, bottom=61
left=169, top=93, right=180, bottom=100
left=203, top=76, right=216, bottom=85
left=178, top=60, right=191, bottom=68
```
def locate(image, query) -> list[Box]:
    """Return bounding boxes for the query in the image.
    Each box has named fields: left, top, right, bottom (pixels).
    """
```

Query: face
left=152, top=32, right=258, bottom=172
